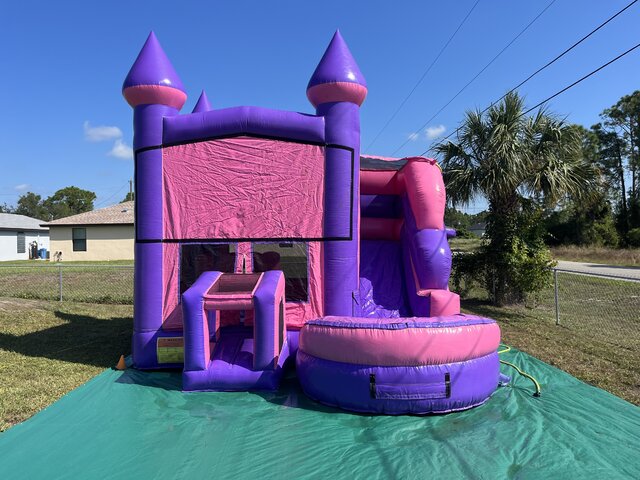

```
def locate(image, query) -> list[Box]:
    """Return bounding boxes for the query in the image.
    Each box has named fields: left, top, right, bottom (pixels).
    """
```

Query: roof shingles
left=41, top=201, right=134, bottom=227
left=0, top=213, right=48, bottom=231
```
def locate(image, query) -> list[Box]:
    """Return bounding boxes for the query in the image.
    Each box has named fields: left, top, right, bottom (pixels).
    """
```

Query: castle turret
left=123, top=31, right=187, bottom=113
left=123, top=32, right=186, bottom=368
left=192, top=90, right=212, bottom=113
left=308, top=31, right=367, bottom=316
left=306, top=30, right=368, bottom=108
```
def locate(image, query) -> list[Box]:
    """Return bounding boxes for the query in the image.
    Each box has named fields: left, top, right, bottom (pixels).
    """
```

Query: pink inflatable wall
left=163, top=137, right=326, bottom=240
left=159, top=137, right=327, bottom=331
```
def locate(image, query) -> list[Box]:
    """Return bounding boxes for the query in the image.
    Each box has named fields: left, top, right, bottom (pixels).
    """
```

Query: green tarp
left=1, top=349, right=639, bottom=479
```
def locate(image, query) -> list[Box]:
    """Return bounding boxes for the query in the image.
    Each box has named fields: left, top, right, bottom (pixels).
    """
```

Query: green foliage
left=43, top=186, right=95, bottom=219
left=453, top=208, right=555, bottom=305
left=436, top=92, right=594, bottom=305
left=628, top=228, right=640, bottom=248
left=14, top=187, right=96, bottom=220
left=15, top=192, right=49, bottom=220
left=545, top=193, right=619, bottom=248
left=453, top=227, right=476, bottom=239
left=444, top=207, right=486, bottom=239
left=594, top=90, right=640, bottom=237
left=121, top=192, right=134, bottom=203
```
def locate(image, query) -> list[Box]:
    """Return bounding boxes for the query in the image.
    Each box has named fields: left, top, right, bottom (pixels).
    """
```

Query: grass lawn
left=0, top=299, right=132, bottom=431
left=551, top=245, right=640, bottom=267
left=0, top=264, right=133, bottom=304
left=0, top=269, right=637, bottom=432
left=460, top=271, right=640, bottom=405
left=0, top=260, right=134, bottom=266
left=449, top=237, right=482, bottom=253
left=463, top=299, right=639, bottom=406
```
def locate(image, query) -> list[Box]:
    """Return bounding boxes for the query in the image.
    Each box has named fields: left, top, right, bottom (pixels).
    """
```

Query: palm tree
left=433, top=92, right=598, bottom=305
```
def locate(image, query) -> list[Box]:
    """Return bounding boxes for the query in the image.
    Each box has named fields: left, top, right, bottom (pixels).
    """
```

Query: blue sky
left=1, top=1, right=638, bottom=213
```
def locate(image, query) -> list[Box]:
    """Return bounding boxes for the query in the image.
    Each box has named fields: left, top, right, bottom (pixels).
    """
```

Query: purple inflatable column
left=307, top=31, right=367, bottom=316
left=123, top=32, right=187, bottom=368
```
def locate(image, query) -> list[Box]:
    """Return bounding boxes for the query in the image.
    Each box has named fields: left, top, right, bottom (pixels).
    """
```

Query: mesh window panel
left=253, top=242, right=308, bottom=302
left=180, top=244, right=237, bottom=295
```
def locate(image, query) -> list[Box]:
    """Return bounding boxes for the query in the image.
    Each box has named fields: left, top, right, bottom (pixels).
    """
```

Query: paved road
left=556, top=260, right=640, bottom=281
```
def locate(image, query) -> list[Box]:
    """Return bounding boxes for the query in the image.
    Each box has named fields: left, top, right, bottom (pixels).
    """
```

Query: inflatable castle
left=123, top=31, right=502, bottom=414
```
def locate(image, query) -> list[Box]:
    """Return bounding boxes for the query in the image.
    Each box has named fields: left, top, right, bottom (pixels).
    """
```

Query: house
left=469, top=222, right=487, bottom=237
left=0, top=213, right=49, bottom=261
left=41, top=201, right=134, bottom=261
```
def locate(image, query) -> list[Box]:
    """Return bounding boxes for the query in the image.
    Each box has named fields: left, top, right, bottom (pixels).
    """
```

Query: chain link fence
left=453, top=261, right=640, bottom=350
left=542, top=268, right=640, bottom=350
left=0, top=264, right=637, bottom=349
left=0, top=265, right=133, bottom=304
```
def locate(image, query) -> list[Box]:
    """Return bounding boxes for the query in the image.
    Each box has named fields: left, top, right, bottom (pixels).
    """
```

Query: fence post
left=553, top=268, right=560, bottom=325
left=58, top=265, right=63, bottom=302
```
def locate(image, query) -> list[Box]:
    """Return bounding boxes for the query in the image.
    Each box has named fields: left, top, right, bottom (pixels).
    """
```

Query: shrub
left=628, top=228, right=640, bottom=247
left=453, top=207, right=555, bottom=305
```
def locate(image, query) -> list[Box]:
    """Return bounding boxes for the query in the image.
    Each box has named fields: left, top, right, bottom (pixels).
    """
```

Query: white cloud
left=425, top=124, right=446, bottom=139
left=84, top=121, right=123, bottom=142
left=407, top=132, right=420, bottom=141
left=108, top=139, right=134, bottom=160
left=14, top=183, right=30, bottom=192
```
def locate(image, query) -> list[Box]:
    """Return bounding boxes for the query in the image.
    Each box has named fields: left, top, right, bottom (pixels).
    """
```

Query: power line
left=429, top=41, right=640, bottom=155
left=94, top=183, right=128, bottom=207
left=391, top=0, right=557, bottom=156
left=430, top=0, right=639, bottom=150
left=364, top=0, right=481, bottom=152
left=521, top=41, right=640, bottom=117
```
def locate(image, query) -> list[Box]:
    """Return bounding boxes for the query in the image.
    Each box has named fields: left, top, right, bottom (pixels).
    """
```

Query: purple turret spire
left=122, top=32, right=187, bottom=110
left=306, top=30, right=367, bottom=108
left=191, top=90, right=212, bottom=113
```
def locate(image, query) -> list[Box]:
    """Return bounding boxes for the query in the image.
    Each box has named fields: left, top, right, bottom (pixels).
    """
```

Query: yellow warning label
left=157, top=337, right=184, bottom=364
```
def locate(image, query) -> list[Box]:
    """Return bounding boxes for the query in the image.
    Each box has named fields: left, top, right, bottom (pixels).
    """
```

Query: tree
left=14, top=186, right=96, bottom=220
left=595, top=90, right=640, bottom=234
left=434, top=92, right=598, bottom=305
left=43, top=186, right=96, bottom=219
left=121, top=192, right=134, bottom=203
left=545, top=125, right=619, bottom=247
left=15, top=192, right=49, bottom=220
left=592, top=123, right=630, bottom=233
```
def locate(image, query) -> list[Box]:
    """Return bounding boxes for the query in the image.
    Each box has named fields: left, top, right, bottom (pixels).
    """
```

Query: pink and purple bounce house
left=122, top=31, right=502, bottom=414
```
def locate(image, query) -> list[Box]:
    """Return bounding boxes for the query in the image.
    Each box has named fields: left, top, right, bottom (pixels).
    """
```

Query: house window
left=72, top=228, right=87, bottom=252
left=180, top=243, right=237, bottom=295
left=16, top=232, right=25, bottom=254
left=253, top=242, right=309, bottom=302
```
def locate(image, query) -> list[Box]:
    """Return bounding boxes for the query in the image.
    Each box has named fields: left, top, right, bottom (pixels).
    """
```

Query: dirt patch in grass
left=0, top=298, right=132, bottom=431
left=552, top=245, right=640, bottom=267
left=0, top=298, right=51, bottom=312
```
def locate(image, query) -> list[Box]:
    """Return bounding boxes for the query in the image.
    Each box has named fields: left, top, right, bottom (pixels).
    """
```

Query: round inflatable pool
left=296, top=315, right=501, bottom=414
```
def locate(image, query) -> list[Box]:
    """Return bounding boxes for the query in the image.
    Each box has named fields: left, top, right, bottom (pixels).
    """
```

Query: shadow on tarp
left=113, top=360, right=339, bottom=414
left=115, top=367, right=182, bottom=392
left=1, top=349, right=639, bottom=479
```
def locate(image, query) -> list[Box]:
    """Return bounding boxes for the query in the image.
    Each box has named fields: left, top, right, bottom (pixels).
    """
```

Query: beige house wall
left=49, top=225, right=134, bottom=261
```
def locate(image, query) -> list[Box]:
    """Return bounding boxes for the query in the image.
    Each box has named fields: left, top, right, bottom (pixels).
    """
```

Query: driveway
left=555, top=260, right=640, bottom=282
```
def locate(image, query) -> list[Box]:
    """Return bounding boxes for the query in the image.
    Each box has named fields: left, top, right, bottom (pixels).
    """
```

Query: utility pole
left=129, top=179, right=134, bottom=201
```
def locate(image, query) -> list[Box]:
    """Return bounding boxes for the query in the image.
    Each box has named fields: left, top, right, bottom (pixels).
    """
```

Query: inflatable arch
left=123, top=31, right=501, bottom=413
